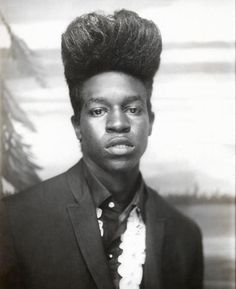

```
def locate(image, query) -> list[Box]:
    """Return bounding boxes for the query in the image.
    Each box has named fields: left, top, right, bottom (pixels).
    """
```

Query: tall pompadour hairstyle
left=61, top=9, right=162, bottom=116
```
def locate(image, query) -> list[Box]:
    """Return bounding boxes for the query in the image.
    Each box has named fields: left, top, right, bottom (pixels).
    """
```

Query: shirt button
left=108, top=201, right=115, bottom=208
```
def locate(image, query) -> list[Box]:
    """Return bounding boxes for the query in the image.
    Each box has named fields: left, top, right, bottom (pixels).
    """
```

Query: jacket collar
left=65, top=160, right=166, bottom=289
left=144, top=185, right=166, bottom=289
left=66, top=160, right=115, bottom=289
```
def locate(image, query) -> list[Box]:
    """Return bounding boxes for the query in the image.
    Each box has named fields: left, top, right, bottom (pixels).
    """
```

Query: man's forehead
left=81, top=71, right=148, bottom=101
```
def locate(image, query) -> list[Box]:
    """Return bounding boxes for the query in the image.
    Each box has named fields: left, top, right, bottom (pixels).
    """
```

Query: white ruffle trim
left=118, top=207, right=146, bottom=289
left=96, top=208, right=104, bottom=236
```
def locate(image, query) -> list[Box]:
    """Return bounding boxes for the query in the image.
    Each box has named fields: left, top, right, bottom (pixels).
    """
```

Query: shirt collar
left=82, top=159, right=145, bottom=218
left=118, top=178, right=144, bottom=223
left=82, top=160, right=111, bottom=208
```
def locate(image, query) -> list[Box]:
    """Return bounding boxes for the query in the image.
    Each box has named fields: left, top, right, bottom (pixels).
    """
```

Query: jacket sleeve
left=0, top=199, right=24, bottom=289
left=187, top=226, right=204, bottom=289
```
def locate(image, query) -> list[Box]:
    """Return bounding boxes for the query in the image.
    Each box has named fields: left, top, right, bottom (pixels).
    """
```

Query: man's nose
left=106, top=109, right=130, bottom=133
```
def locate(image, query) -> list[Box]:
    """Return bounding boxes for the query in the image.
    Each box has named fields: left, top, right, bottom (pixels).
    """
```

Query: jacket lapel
left=144, top=186, right=166, bottom=289
left=66, top=161, right=114, bottom=289
left=65, top=161, right=166, bottom=289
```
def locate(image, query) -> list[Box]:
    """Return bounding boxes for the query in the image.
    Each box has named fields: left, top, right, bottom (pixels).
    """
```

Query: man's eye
left=89, top=108, right=106, bottom=117
left=126, top=107, right=140, bottom=114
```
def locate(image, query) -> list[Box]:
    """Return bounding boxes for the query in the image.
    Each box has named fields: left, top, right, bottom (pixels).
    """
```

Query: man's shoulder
left=146, top=186, right=202, bottom=237
left=2, top=161, right=83, bottom=209
left=3, top=172, right=66, bottom=205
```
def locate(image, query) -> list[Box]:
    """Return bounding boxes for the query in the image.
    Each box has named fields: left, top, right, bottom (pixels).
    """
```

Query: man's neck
left=84, top=159, right=140, bottom=208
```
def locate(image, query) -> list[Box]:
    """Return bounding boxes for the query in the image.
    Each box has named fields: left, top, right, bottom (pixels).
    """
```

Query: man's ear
left=71, top=115, right=82, bottom=141
left=148, top=111, right=155, bottom=136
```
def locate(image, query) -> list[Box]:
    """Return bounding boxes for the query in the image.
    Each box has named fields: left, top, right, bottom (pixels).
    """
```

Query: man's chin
left=103, top=159, right=140, bottom=173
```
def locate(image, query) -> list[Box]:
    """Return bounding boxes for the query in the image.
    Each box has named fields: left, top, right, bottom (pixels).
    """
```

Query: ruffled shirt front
left=82, top=161, right=146, bottom=289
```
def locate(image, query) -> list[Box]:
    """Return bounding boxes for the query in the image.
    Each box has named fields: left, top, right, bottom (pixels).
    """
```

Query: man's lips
left=105, top=137, right=135, bottom=155
left=106, top=137, right=134, bottom=148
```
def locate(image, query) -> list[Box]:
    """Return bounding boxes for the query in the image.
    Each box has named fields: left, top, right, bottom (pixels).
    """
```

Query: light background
left=0, top=1, right=235, bottom=288
left=1, top=0, right=235, bottom=198
left=0, top=0, right=235, bottom=196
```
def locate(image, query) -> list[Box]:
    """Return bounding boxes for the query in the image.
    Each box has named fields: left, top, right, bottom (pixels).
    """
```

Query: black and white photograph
left=0, top=0, right=235, bottom=289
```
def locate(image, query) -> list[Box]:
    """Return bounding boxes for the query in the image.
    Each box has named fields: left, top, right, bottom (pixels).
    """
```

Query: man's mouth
left=105, top=138, right=135, bottom=155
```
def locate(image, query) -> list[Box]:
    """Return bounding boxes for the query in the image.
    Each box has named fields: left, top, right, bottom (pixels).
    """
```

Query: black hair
left=61, top=9, right=162, bottom=116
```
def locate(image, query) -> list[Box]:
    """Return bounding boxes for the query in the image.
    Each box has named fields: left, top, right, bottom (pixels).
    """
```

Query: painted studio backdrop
left=0, top=0, right=235, bottom=288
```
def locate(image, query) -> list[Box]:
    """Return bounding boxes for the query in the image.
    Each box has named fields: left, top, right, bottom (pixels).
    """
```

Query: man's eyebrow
left=122, top=95, right=145, bottom=104
left=86, top=97, right=108, bottom=105
left=85, top=95, right=145, bottom=106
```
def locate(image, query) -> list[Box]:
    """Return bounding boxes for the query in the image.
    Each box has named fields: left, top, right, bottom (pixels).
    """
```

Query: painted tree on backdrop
left=0, top=12, right=44, bottom=196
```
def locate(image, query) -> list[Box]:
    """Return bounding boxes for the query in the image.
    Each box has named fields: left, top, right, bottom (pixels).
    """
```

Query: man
left=1, top=9, right=203, bottom=289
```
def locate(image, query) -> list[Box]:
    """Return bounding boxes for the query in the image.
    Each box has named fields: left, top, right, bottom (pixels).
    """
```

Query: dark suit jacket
left=1, top=160, right=203, bottom=289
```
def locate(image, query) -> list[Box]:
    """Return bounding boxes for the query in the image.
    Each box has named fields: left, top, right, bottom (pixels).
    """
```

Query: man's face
left=72, top=71, right=154, bottom=173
